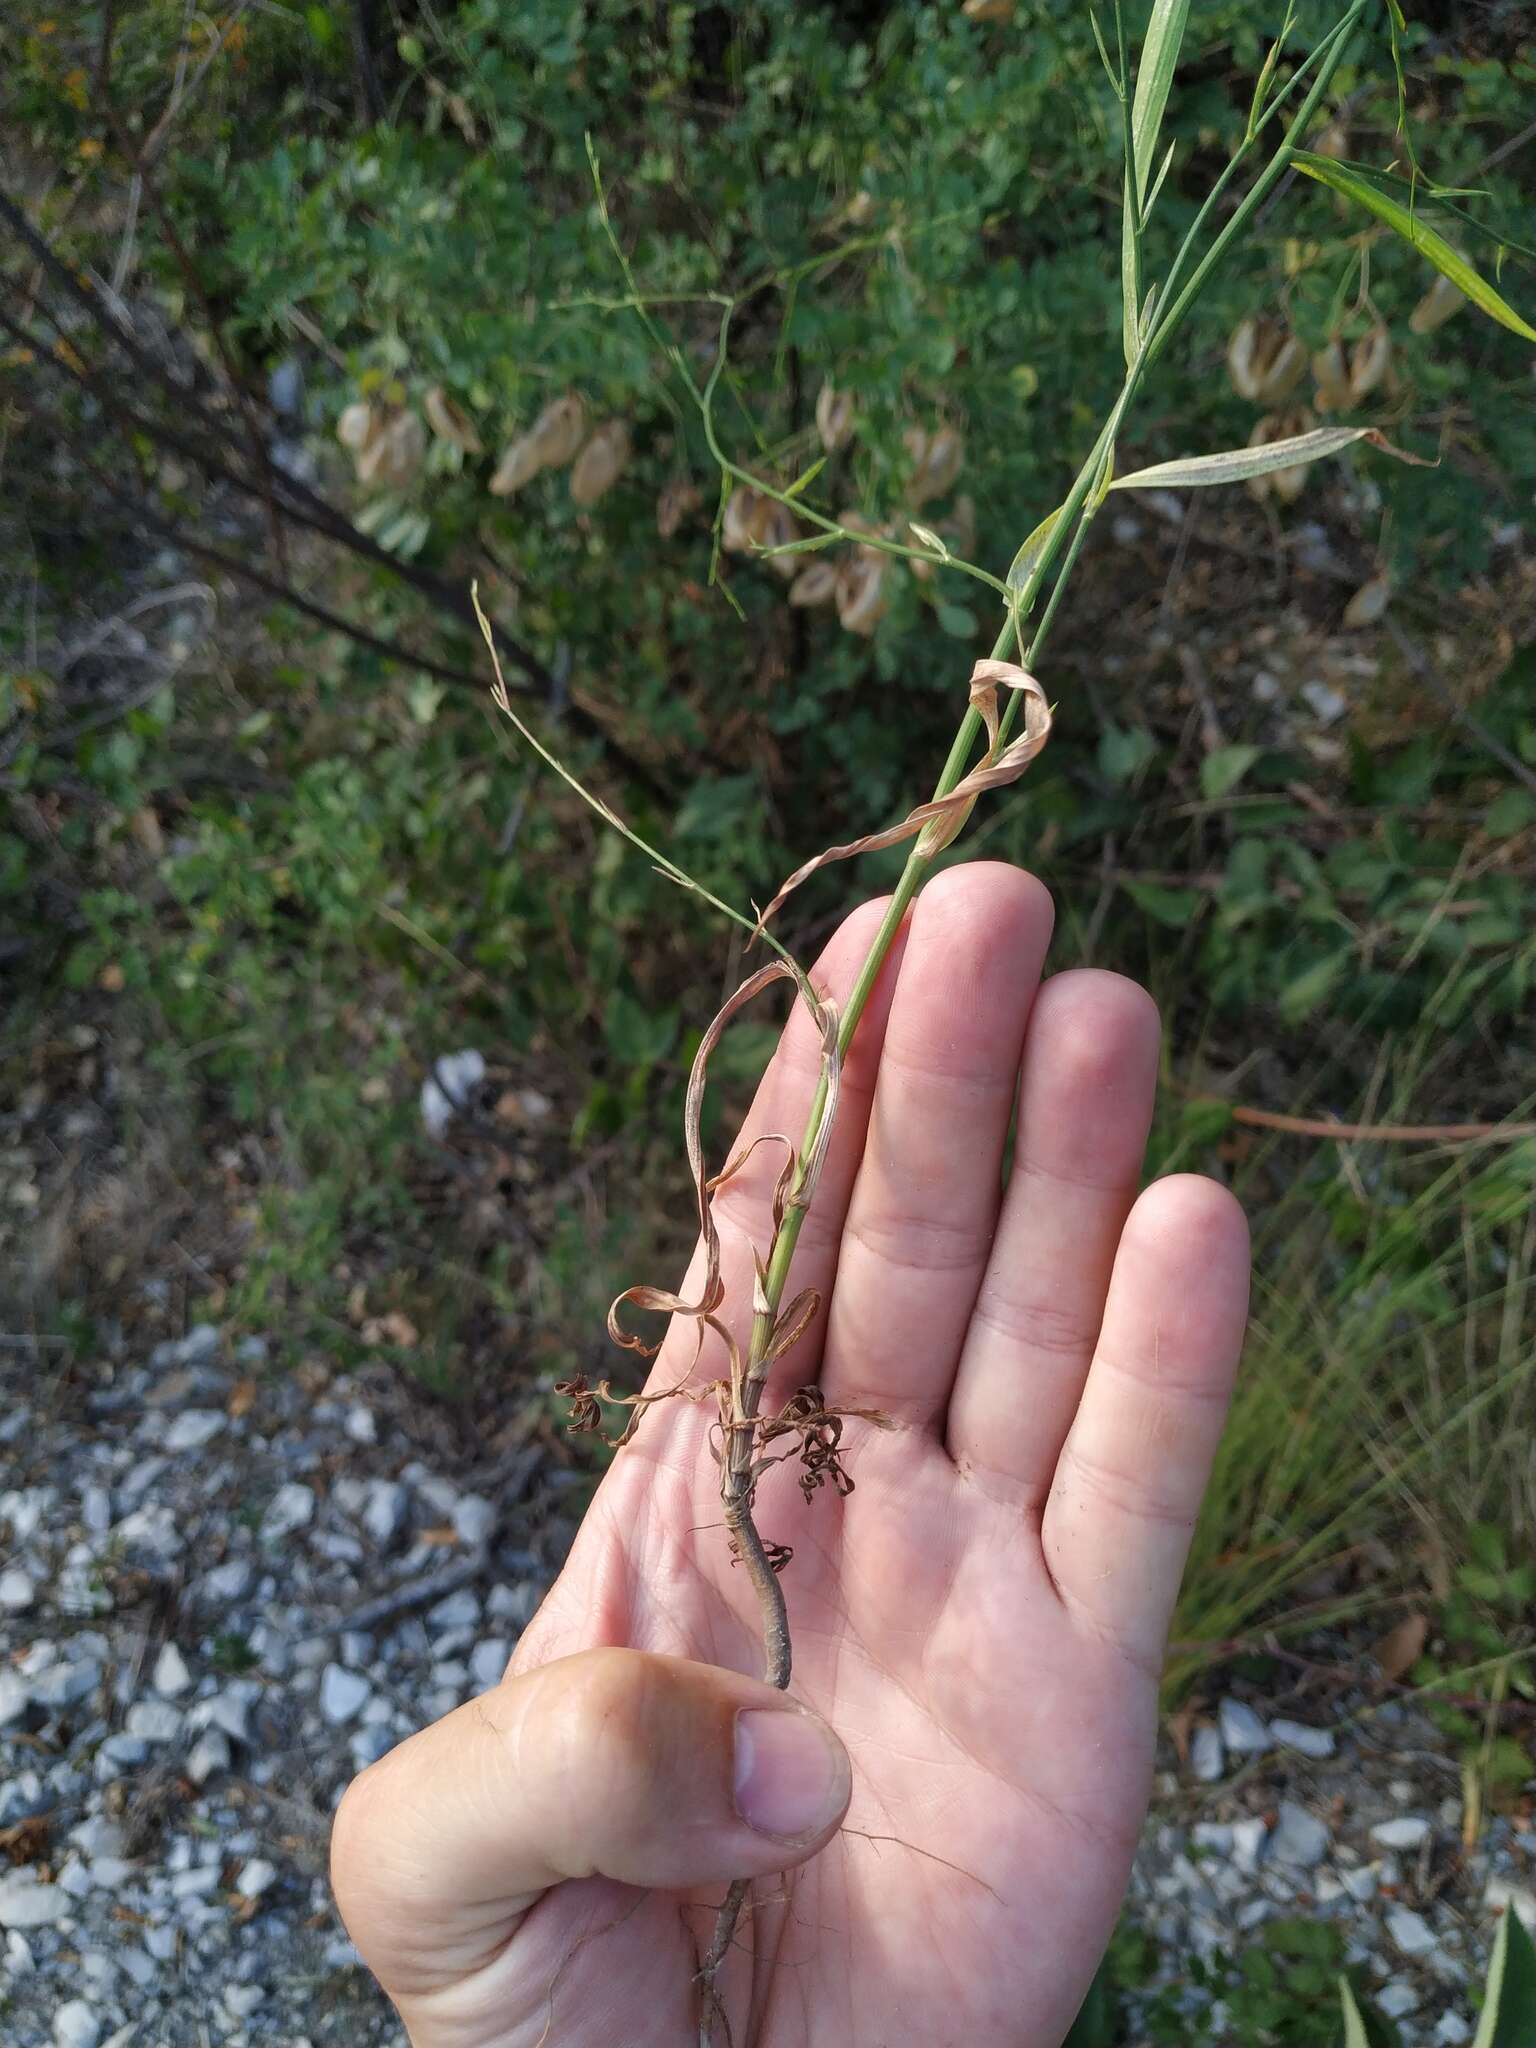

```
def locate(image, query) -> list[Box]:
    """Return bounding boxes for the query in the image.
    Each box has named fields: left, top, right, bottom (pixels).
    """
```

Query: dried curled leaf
left=606, top=962, right=840, bottom=1384
left=570, top=419, right=631, bottom=506
left=815, top=382, right=856, bottom=454
left=423, top=385, right=483, bottom=455
left=754, top=658, right=1052, bottom=931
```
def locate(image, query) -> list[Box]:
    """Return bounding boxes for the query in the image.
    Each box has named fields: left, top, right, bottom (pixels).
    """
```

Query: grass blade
left=1474, top=1905, right=1536, bottom=2048
left=1110, top=423, right=1425, bottom=492
left=1293, top=152, right=1536, bottom=342
left=1130, top=0, right=1191, bottom=203
left=1338, top=1978, right=1372, bottom=2048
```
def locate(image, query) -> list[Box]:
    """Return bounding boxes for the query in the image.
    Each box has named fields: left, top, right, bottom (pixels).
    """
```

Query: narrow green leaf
left=1294, top=157, right=1536, bottom=266
left=1293, top=153, right=1536, bottom=343
left=1247, top=3, right=1298, bottom=142
left=1006, top=507, right=1063, bottom=596
left=1474, top=1906, right=1536, bottom=2048
left=1123, top=879, right=1198, bottom=928
left=1339, top=1977, right=1372, bottom=2048
left=1143, top=139, right=1176, bottom=220
left=1130, top=0, right=1191, bottom=203
left=1087, top=9, right=1119, bottom=94
left=783, top=455, right=828, bottom=501
left=1201, top=744, right=1261, bottom=799
left=1110, top=424, right=1414, bottom=494
left=757, top=531, right=841, bottom=559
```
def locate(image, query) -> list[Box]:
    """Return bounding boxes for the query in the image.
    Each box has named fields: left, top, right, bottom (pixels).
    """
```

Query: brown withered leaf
left=754, top=658, right=1052, bottom=931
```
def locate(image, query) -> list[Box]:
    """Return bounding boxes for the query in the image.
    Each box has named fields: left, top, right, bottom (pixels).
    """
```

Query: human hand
left=332, top=863, right=1250, bottom=2048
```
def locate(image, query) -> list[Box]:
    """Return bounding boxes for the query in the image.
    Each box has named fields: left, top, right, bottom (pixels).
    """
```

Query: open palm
left=341, top=865, right=1248, bottom=2048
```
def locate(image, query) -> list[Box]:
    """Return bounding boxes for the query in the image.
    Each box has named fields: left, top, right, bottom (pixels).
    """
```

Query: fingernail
left=733, top=1709, right=849, bottom=1841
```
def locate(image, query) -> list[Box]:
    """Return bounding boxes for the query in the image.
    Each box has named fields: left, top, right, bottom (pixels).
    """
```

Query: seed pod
left=1246, top=410, right=1316, bottom=504
left=815, top=381, right=856, bottom=454
left=570, top=420, right=631, bottom=506
left=1310, top=340, right=1351, bottom=414
left=1342, top=572, right=1391, bottom=629
left=1409, top=272, right=1466, bottom=336
left=489, top=433, right=543, bottom=497
left=423, top=385, right=483, bottom=455
left=336, top=401, right=377, bottom=454
left=962, top=0, right=1015, bottom=17
left=753, top=498, right=803, bottom=579
left=655, top=479, right=701, bottom=538
left=788, top=560, right=839, bottom=607
left=1227, top=317, right=1304, bottom=405
left=835, top=548, right=888, bottom=636
left=905, top=424, right=965, bottom=506
left=527, top=392, right=587, bottom=468
left=1313, top=119, right=1350, bottom=162
left=722, top=485, right=765, bottom=553
left=358, top=408, right=426, bottom=489
left=1258, top=334, right=1306, bottom=404
left=1348, top=324, right=1392, bottom=401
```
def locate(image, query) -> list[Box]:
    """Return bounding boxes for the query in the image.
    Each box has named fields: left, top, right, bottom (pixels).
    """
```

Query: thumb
left=331, top=1648, right=850, bottom=1990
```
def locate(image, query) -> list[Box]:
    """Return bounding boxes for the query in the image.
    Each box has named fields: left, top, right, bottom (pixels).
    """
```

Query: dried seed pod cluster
left=1227, top=311, right=1396, bottom=502
left=336, top=402, right=428, bottom=489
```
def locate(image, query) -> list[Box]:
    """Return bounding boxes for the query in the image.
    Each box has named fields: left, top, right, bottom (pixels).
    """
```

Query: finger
left=638, top=896, right=911, bottom=1407
left=819, top=863, right=1054, bottom=1428
left=332, top=1649, right=851, bottom=2004
left=945, top=971, right=1160, bottom=1494
left=1041, top=1174, right=1249, bottom=1670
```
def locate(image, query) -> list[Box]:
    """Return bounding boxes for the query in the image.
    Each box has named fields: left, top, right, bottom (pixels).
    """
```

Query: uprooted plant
left=475, top=4, right=1536, bottom=2038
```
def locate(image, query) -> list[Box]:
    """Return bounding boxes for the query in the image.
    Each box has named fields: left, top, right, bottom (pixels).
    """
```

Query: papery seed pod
left=906, top=424, right=965, bottom=506
left=569, top=419, right=631, bottom=506
left=423, top=385, right=483, bottom=455
left=1310, top=340, right=1351, bottom=414
left=358, top=408, right=426, bottom=489
left=815, top=381, right=856, bottom=454
left=963, top=0, right=1016, bottom=17
left=722, top=485, right=765, bottom=553
left=1409, top=272, right=1466, bottom=336
left=527, top=391, right=588, bottom=468
left=1227, top=316, right=1277, bottom=402
left=655, top=479, right=702, bottom=538
left=835, top=548, right=888, bottom=636
left=488, top=433, right=544, bottom=498
left=1348, top=324, right=1392, bottom=401
left=788, top=560, right=839, bottom=607
left=1313, top=118, right=1350, bottom=162
left=1246, top=410, right=1316, bottom=504
left=753, top=497, right=803, bottom=579
left=1257, top=333, right=1307, bottom=405
left=1342, top=572, right=1391, bottom=629
left=336, top=401, right=377, bottom=453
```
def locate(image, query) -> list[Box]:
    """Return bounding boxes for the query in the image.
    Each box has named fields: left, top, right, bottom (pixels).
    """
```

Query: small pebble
left=152, top=1642, right=193, bottom=1697
left=1217, top=1698, right=1270, bottom=1756
left=1387, top=1905, right=1438, bottom=1957
left=1269, top=1802, right=1329, bottom=1869
left=53, top=1999, right=102, bottom=2048
left=319, top=1664, right=371, bottom=1726
left=1371, top=1815, right=1431, bottom=1850
left=1190, top=1724, right=1224, bottom=1783
left=1270, top=1717, right=1335, bottom=1759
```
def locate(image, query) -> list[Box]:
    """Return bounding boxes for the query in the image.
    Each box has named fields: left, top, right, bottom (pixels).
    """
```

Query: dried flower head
left=423, top=385, right=483, bottom=455
left=570, top=420, right=632, bottom=507
left=815, top=381, right=856, bottom=454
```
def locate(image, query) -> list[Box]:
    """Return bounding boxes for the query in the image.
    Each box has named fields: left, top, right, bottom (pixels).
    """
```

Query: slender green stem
left=741, top=0, right=1367, bottom=1352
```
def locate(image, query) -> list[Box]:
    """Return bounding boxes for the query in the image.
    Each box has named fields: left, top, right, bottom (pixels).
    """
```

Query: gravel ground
left=2, top=1332, right=1532, bottom=2047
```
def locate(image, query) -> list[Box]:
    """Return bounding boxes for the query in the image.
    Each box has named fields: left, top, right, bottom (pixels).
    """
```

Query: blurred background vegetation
left=1, top=0, right=1533, bottom=2001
